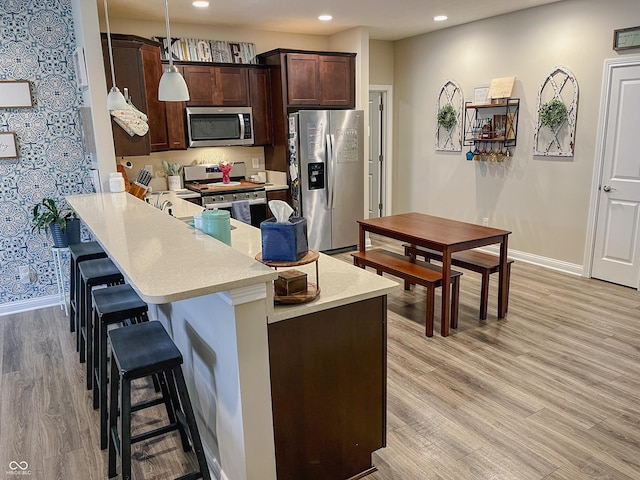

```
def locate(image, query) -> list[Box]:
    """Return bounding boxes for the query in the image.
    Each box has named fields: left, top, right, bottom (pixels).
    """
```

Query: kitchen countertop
left=67, top=192, right=277, bottom=304
left=67, top=192, right=398, bottom=320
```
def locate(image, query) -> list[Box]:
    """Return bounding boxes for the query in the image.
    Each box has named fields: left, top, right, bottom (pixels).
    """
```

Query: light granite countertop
left=67, top=192, right=399, bottom=320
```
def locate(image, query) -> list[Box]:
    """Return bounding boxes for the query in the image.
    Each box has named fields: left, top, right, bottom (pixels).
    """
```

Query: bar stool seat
left=107, top=321, right=210, bottom=480
left=91, top=283, right=148, bottom=450
left=78, top=258, right=124, bottom=390
left=69, top=241, right=106, bottom=334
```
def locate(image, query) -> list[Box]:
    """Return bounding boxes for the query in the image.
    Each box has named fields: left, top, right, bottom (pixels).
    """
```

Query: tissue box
left=260, top=217, right=309, bottom=262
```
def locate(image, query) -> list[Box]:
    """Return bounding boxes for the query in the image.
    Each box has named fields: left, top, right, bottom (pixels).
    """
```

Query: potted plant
left=31, top=198, right=80, bottom=248
left=163, top=161, right=183, bottom=191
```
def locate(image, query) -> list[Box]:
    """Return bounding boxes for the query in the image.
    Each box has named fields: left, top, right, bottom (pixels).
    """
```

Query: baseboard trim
left=478, top=246, right=583, bottom=276
left=0, top=295, right=65, bottom=317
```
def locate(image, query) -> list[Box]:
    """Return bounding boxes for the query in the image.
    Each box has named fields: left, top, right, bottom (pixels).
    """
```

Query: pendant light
left=158, top=0, right=190, bottom=101
left=103, top=0, right=128, bottom=110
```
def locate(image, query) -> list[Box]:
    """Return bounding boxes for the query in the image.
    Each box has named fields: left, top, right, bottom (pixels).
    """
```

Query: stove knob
left=219, top=196, right=224, bottom=202
left=245, top=193, right=250, bottom=199
left=233, top=194, right=238, bottom=200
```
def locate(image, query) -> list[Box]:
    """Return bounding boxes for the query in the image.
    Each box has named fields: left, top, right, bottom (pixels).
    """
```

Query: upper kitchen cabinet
left=257, top=48, right=356, bottom=172
left=249, top=67, right=273, bottom=146
left=101, top=34, right=171, bottom=156
left=182, top=65, right=250, bottom=106
left=258, top=49, right=356, bottom=108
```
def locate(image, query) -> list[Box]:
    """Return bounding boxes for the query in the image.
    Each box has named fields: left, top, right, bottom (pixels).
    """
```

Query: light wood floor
left=2, top=240, right=640, bottom=479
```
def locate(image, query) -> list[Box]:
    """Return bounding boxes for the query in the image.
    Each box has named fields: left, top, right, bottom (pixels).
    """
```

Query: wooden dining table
left=357, top=212, right=511, bottom=336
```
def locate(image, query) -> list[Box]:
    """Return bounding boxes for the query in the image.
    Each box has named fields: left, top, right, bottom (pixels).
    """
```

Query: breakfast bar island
left=67, top=192, right=398, bottom=480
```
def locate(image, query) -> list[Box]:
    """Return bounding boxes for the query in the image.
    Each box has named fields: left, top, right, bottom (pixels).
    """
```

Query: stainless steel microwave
left=185, top=106, right=254, bottom=147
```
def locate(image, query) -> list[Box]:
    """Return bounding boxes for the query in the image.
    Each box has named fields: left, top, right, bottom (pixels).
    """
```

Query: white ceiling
left=102, top=0, right=564, bottom=41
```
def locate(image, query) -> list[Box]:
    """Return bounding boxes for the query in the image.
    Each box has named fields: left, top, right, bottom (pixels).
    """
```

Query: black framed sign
left=613, top=26, right=640, bottom=51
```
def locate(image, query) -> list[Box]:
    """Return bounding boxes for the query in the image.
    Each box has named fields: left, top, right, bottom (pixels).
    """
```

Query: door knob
left=602, top=185, right=615, bottom=192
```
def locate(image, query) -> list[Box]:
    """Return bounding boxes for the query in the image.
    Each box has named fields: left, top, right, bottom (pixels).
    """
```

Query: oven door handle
left=204, top=198, right=267, bottom=209
left=238, top=114, right=245, bottom=140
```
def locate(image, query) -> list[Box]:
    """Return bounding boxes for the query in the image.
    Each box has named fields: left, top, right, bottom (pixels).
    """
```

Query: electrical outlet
left=19, top=265, right=30, bottom=283
left=252, top=158, right=260, bottom=169
left=482, top=217, right=489, bottom=226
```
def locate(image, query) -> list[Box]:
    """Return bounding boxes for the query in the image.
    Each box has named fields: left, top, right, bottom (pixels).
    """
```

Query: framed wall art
left=0, top=132, right=18, bottom=159
left=0, top=81, right=33, bottom=108
left=613, top=26, right=640, bottom=51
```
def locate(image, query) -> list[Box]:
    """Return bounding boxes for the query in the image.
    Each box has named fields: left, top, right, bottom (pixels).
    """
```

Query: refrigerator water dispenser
left=308, top=163, right=325, bottom=190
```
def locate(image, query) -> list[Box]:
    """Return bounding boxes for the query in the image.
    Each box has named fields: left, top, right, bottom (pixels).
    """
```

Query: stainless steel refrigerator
left=288, top=110, right=364, bottom=252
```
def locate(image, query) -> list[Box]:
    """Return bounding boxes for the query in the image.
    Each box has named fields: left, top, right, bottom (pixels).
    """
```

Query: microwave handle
left=238, top=114, right=245, bottom=140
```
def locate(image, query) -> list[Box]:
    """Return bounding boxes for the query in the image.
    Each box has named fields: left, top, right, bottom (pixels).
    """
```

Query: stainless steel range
left=183, top=162, right=268, bottom=226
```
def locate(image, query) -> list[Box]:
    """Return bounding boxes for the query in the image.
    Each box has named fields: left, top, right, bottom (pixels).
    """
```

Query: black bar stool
left=68, top=241, right=107, bottom=334
left=107, top=321, right=210, bottom=480
left=78, top=258, right=124, bottom=390
left=91, top=283, right=148, bottom=450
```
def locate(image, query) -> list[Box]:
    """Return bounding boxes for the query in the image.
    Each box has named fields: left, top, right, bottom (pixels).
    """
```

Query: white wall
left=392, top=0, right=640, bottom=266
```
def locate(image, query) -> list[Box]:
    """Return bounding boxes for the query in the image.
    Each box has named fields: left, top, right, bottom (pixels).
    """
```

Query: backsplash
left=123, top=146, right=266, bottom=192
left=0, top=0, right=93, bottom=309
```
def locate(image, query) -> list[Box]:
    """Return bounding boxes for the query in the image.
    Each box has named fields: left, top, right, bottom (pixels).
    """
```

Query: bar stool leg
left=121, top=377, right=132, bottom=480
left=108, top=354, right=120, bottom=479
left=164, top=369, right=191, bottom=452
left=173, top=367, right=211, bottom=480
left=78, top=276, right=87, bottom=360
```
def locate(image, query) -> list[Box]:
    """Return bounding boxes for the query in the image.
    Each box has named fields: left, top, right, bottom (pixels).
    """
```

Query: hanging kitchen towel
left=110, top=101, right=149, bottom=137
left=231, top=200, right=251, bottom=225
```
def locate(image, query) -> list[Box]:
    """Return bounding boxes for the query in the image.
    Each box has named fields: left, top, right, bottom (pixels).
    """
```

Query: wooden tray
left=274, top=283, right=320, bottom=304
left=255, top=249, right=319, bottom=267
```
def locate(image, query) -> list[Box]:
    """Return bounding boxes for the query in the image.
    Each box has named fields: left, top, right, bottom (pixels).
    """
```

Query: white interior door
left=591, top=60, right=640, bottom=287
left=368, top=91, right=383, bottom=218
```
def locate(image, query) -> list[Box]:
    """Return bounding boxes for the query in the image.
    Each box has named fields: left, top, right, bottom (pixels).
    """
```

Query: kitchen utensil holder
left=128, top=182, right=148, bottom=200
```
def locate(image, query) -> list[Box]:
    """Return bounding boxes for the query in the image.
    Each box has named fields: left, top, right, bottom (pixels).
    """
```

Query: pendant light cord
left=104, top=0, right=117, bottom=88
left=164, top=0, right=173, bottom=68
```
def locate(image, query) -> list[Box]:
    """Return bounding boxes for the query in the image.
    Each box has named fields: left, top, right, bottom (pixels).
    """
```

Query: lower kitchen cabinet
left=267, top=296, right=386, bottom=480
left=266, top=189, right=288, bottom=216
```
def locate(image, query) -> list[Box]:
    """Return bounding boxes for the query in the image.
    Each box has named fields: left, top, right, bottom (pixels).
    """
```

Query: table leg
left=498, top=235, right=509, bottom=318
left=441, top=248, right=451, bottom=337
left=359, top=226, right=366, bottom=252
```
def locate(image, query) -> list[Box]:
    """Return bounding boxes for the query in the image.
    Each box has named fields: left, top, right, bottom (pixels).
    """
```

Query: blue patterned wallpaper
left=0, top=0, right=94, bottom=307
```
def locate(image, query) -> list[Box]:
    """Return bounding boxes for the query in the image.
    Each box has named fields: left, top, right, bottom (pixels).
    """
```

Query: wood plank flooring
left=2, top=239, right=640, bottom=479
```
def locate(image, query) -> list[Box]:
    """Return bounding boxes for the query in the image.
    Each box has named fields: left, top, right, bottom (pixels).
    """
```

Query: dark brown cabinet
left=286, top=53, right=354, bottom=107
left=102, top=34, right=187, bottom=155
left=183, top=65, right=249, bottom=106
left=249, top=67, right=273, bottom=146
left=257, top=48, right=356, bottom=172
left=266, top=189, right=288, bottom=217
left=268, top=296, right=386, bottom=480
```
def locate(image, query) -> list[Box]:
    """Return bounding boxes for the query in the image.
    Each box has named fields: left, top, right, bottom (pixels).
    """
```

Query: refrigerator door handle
left=326, top=133, right=334, bottom=209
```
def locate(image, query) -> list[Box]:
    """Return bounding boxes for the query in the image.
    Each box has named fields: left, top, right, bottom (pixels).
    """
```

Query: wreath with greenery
left=437, top=104, right=457, bottom=130
left=539, top=98, right=568, bottom=128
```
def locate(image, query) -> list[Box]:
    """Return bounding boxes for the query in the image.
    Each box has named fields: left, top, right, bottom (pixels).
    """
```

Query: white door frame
left=583, top=55, right=640, bottom=290
left=369, top=84, right=393, bottom=216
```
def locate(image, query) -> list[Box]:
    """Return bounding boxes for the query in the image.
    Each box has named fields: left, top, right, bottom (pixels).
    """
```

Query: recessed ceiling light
left=434, top=15, right=448, bottom=21
left=318, top=15, right=333, bottom=21
left=192, top=1, right=209, bottom=7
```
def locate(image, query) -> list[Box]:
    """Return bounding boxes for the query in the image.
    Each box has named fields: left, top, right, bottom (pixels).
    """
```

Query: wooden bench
left=403, top=244, right=514, bottom=320
left=351, top=249, right=462, bottom=337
